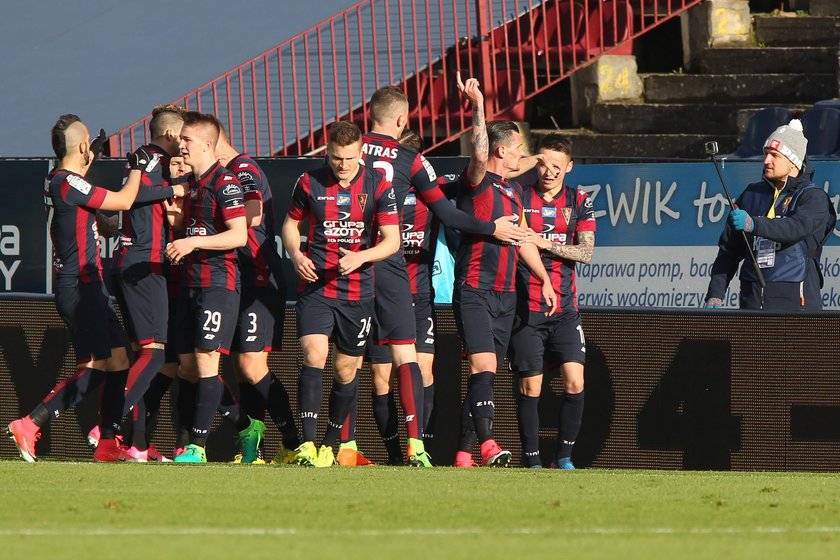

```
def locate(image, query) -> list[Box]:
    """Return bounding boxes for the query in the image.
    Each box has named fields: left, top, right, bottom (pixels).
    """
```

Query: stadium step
left=531, top=129, right=738, bottom=160
left=754, top=15, right=840, bottom=47
left=641, top=73, right=837, bottom=104
left=696, top=46, right=838, bottom=75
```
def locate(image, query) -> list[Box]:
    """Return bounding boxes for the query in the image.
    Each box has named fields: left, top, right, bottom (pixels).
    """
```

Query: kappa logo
left=337, top=193, right=351, bottom=206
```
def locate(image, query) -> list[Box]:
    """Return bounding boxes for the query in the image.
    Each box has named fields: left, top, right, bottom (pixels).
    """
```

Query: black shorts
left=508, top=311, right=586, bottom=375
left=170, top=287, right=240, bottom=355
left=368, top=295, right=436, bottom=364
left=453, top=285, right=516, bottom=361
left=231, top=284, right=285, bottom=353
left=54, top=281, right=127, bottom=363
left=115, top=272, right=168, bottom=345
left=372, top=260, right=416, bottom=345
left=296, top=292, right=373, bottom=357
left=164, top=289, right=182, bottom=363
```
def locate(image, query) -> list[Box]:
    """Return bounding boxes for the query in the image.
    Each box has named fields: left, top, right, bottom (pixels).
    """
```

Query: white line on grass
left=1, top=527, right=840, bottom=537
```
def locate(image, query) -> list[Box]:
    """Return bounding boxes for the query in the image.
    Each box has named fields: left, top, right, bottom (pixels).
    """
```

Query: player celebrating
left=215, top=125, right=300, bottom=464
left=112, top=104, right=186, bottom=462
left=352, top=86, right=528, bottom=467
left=8, top=114, right=146, bottom=462
left=452, top=73, right=557, bottom=467
left=164, top=112, right=256, bottom=464
left=511, top=134, right=595, bottom=469
left=281, top=121, right=400, bottom=468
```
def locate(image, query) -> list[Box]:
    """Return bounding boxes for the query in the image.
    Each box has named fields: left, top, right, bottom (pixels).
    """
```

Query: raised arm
left=456, top=71, right=488, bottom=188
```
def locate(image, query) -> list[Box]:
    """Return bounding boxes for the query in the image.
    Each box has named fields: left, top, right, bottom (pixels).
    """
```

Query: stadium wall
left=1, top=297, right=838, bottom=471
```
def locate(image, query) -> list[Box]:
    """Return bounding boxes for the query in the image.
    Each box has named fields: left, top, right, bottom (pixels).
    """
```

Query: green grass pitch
left=1, top=462, right=839, bottom=559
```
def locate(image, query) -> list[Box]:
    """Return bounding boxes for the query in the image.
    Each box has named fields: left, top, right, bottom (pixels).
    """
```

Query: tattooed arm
left=528, top=230, right=595, bottom=264
left=456, top=71, right=488, bottom=188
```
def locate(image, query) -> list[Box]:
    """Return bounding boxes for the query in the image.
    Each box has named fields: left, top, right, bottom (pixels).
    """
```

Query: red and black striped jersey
left=454, top=170, right=524, bottom=292
left=181, top=162, right=246, bottom=289
left=361, top=133, right=494, bottom=272
left=228, top=153, right=281, bottom=288
left=401, top=175, right=460, bottom=298
left=518, top=183, right=596, bottom=313
left=287, top=164, right=398, bottom=301
left=116, top=144, right=175, bottom=275
left=45, top=169, right=108, bottom=287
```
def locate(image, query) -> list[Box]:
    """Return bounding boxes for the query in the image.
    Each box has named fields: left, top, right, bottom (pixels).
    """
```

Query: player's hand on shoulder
left=492, top=215, right=528, bottom=244
left=126, top=147, right=154, bottom=172
left=165, top=238, right=196, bottom=263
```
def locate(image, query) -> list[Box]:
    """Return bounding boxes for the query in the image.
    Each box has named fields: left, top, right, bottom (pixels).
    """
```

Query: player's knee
left=517, top=373, right=543, bottom=397
left=108, top=347, right=130, bottom=371
left=565, top=379, right=584, bottom=394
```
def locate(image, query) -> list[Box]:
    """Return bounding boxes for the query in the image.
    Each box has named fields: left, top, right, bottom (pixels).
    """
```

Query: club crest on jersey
left=542, top=207, right=556, bottom=218
left=337, top=193, right=351, bottom=206
left=357, top=193, right=368, bottom=211
left=222, top=184, right=242, bottom=196
left=404, top=193, right=417, bottom=206
left=562, top=208, right=572, bottom=225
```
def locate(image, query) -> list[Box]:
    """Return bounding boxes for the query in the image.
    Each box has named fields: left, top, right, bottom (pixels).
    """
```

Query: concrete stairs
left=532, top=4, right=840, bottom=161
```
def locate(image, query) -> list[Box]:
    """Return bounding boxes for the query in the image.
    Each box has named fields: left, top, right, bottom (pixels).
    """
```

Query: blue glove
left=729, top=209, right=754, bottom=233
left=704, top=297, right=723, bottom=308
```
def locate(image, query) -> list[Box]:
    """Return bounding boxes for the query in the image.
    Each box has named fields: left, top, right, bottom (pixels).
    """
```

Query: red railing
left=109, top=0, right=703, bottom=157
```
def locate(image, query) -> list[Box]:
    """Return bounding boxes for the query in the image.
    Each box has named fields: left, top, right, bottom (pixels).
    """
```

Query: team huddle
left=7, top=75, right=595, bottom=469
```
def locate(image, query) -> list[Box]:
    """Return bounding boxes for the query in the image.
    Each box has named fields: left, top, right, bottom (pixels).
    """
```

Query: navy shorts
left=372, top=260, right=416, bottom=345
left=508, top=311, right=586, bottom=375
left=453, top=285, right=516, bottom=361
left=115, top=272, right=168, bottom=345
left=231, top=284, right=285, bottom=353
left=170, top=287, right=240, bottom=355
left=55, top=281, right=128, bottom=363
left=368, top=295, right=435, bottom=364
left=296, top=292, right=373, bottom=357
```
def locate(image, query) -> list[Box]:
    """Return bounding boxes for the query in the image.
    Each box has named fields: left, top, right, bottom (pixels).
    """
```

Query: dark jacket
left=706, top=164, right=836, bottom=310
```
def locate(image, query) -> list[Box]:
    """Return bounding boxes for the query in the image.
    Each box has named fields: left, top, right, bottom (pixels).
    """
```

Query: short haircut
left=487, top=120, right=521, bottom=152
left=369, top=86, right=408, bottom=126
left=328, top=121, right=362, bottom=147
left=149, top=104, right=185, bottom=138
left=51, top=114, right=82, bottom=159
left=181, top=111, right=220, bottom=146
left=398, top=128, right=424, bottom=152
left=538, top=133, right=573, bottom=158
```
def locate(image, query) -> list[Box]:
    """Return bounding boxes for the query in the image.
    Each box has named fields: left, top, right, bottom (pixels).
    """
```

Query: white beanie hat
left=763, top=119, right=808, bottom=170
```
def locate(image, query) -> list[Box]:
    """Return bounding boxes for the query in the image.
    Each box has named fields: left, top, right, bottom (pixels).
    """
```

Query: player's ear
left=566, top=160, right=574, bottom=173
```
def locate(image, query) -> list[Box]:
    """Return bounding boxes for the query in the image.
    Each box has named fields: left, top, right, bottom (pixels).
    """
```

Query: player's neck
left=369, top=125, right=398, bottom=140
left=189, top=157, right=216, bottom=178
left=540, top=184, right=562, bottom=200
left=486, top=159, right=508, bottom=179
left=58, top=156, right=85, bottom=175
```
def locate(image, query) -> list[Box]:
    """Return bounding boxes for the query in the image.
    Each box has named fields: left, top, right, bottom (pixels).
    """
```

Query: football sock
left=122, top=348, right=165, bottom=415
left=238, top=380, right=266, bottom=421
left=557, top=391, right=585, bottom=460
left=322, top=376, right=357, bottom=448
left=468, top=371, right=495, bottom=443
left=457, top=389, right=477, bottom=453
left=217, top=377, right=250, bottom=432
left=130, top=400, right=148, bottom=451
left=192, top=376, right=223, bottom=447
left=298, top=366, right=323, bottom=443
left=100, top=369, right=128, bottom=440
left=30, top=366, right=105, bottom=427
left=339, top=371, right=360, bottom=444
left=397, top=362, right=423, bottom=440
left=423, top=383, right=435, bottom=441
left=373, top=392, right=402, bottom=460
left=143, top=372, right=173, bottom=438
left=266, top=373, right=300, bottom=448
left=517, top=393, right=541, bottom=467
left=175, top=378, right=196, bottom=449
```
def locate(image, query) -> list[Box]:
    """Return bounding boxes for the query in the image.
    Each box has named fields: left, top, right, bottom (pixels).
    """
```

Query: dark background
left=2, top=299, right=838, bottom=470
